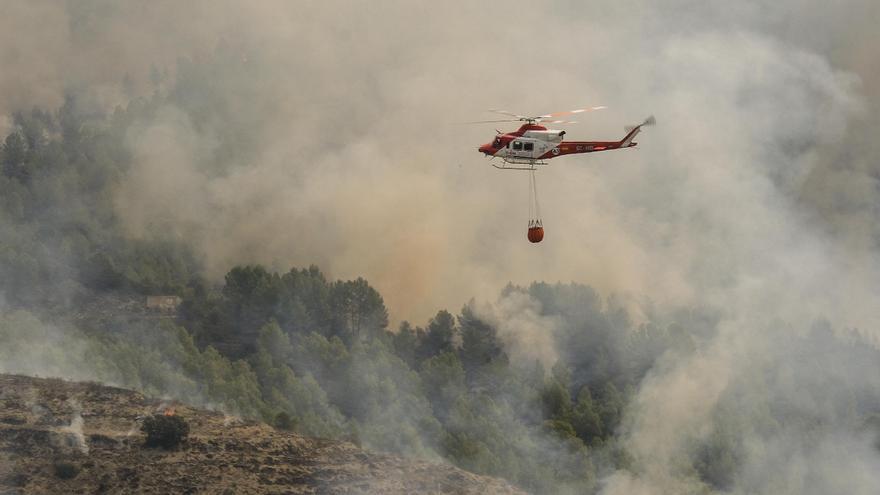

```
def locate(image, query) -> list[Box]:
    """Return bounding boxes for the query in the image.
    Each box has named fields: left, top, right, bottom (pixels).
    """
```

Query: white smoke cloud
left=473, top=290, right=560, bottom=368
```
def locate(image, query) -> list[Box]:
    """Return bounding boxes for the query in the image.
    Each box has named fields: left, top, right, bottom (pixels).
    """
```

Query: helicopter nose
left=478, top=144, right=494, bottom=155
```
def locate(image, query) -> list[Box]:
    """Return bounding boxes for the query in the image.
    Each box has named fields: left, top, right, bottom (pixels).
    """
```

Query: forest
left=2, top=54, right=880, bottom=494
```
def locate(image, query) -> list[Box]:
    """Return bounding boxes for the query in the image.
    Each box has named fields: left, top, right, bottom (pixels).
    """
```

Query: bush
left=274, top=411, right=297, bottom=431
left=53, top=461, right=80, bottom=479
left=141, top=414, right=190, bottom=449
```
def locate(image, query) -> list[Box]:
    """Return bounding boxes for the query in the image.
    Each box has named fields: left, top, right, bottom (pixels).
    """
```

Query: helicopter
left=475, top=107, right=654, bottom=170
left=471, top=107, right=654, bottom=243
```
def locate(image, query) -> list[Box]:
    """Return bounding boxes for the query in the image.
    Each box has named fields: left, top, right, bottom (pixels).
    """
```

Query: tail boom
left=536, top=115, right=655, bottom=160
left=538, top=141, right=622, bottom=159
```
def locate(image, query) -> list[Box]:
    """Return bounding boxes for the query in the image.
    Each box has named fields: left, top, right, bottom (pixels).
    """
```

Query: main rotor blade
left=537, top=106, right=607, bottom=119
left=488, top=109, right=529, bottom=119
left=459, top=119, right=521, bottom=124
left=535, top=119, right=578, bottom=125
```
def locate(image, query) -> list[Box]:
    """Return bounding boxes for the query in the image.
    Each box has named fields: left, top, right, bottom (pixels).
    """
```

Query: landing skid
left=489, top=158, right=548, bottom=171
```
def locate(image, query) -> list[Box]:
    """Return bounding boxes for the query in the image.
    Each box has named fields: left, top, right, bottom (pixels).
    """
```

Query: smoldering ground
left=3, top=0, right=880, bottom=493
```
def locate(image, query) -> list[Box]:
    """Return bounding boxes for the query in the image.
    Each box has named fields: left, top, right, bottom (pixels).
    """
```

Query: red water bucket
left=527, top=226, right=544, bottom=243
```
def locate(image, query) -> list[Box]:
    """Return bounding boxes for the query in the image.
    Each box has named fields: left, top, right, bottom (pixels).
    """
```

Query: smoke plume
left=59, top=407, right=89, bottom=455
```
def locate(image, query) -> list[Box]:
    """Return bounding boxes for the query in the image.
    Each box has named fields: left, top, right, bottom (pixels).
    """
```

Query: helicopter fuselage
left=478, top=123, right=640, bottom=165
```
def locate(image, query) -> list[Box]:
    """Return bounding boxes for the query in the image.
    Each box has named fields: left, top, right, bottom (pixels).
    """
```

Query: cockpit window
left=493, top=137, right=502, bottom=148
left=512, top=141, right=523, bottom=151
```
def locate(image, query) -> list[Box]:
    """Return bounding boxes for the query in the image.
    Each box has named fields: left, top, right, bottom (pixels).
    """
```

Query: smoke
left=473, top=290, right=560, bottom=368
left=0, top=0, right=876, bottom=323
left=0, top=310, right=236, bottom=417
left=3, top=0, right=880, bottom=493
left=58, top=405, right=89, bottom=455
left=0, top=310, right=101, bottom=382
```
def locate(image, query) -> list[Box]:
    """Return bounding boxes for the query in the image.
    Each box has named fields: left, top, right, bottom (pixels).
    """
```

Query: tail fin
left=620, top=115, right=656, bottom=147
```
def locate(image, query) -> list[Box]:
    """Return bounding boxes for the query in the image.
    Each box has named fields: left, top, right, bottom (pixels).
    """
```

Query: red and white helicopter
left=476, top=107, right=654, bottom=169
left=472, top=107, right=654, bottom=243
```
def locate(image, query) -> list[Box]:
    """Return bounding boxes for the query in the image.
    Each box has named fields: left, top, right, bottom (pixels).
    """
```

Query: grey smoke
left=2, top=1, right=880, bottom=493
left=60, top=412, right=88, bottom=456
left=472, top=291, right=560, bottom=368
left=1, top=1, right=877, bottom=323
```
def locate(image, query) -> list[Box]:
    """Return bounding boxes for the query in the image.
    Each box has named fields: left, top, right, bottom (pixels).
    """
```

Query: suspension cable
left=528, top=169, right=535, bottom=227
left=534, top=169, right=541, bottom=224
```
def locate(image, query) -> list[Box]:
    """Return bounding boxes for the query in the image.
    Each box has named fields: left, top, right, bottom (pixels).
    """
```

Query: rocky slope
left=0, top=374, right=525, bottom=494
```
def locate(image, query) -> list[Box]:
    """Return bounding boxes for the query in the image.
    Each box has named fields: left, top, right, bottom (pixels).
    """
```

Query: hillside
left=0, top=374, right=525, bottom=494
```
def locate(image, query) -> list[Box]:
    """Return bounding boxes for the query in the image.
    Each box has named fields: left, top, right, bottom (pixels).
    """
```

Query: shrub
left=53, top=461, right=80, bottom=479
left=141, top=414, right=190, bottom=449
left=274, top=411, right=296, bottom=431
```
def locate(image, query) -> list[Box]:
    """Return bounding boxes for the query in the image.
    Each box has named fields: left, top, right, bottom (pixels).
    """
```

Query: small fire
left=163, top=407, right=176, bottom=417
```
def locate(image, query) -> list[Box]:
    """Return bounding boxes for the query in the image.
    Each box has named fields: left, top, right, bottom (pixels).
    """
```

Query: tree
left=391, top=321, right=421, bottom=368
left=254, top=321, right=294, bottom=364
left=222, top=265, right=281, bottom=353
left=329, top=278, right=388, bottom=343
left=276, top=265, right=332, bottom=335
left=541, top=379, right=572, bottom=422
left=458, top=305, right=507, bottom=378
left=570, top=387, right=603, bottom=444
left=417, top=310, right=457, bottom=362
left=419, top=352, right=466, bottom=421
left=596, top=382, right=624, bottom=435
left=2, top=132, right=28, bottom=181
